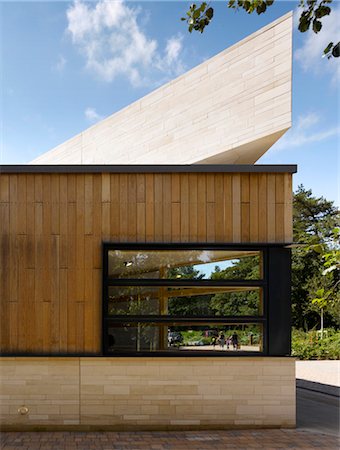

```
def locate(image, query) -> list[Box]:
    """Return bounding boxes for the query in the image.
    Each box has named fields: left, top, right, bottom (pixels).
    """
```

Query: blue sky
left=1, top=1, right=339, bottom=205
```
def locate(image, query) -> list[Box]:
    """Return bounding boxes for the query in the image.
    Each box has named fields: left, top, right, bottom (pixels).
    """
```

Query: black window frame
left=102, top=243, right=291, bottom=357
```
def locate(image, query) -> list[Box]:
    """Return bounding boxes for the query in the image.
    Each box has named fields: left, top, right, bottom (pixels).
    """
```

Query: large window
left=102, top=244, right=276, bottom=356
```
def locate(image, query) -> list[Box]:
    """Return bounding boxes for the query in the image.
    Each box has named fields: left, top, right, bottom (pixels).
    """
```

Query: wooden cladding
left=0, top=172, right=292, bottom=354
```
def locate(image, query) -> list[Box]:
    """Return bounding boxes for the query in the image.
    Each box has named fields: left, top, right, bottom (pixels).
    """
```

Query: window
left=103, top=244, right=270, bottom=356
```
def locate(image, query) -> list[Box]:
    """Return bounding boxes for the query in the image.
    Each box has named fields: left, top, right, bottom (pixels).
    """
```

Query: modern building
left=0, top=13, right=296, bottom=430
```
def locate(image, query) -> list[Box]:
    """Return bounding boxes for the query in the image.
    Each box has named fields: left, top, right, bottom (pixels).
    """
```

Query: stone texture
left=0, top=358, right=79, bottom=426
left=0, top=357, right=295, bottom=428
left=31, top=13, right=292, bottom=166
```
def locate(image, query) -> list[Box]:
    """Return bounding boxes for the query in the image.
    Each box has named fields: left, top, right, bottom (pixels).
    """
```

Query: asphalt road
left=297, top=386, right=340, bottom=437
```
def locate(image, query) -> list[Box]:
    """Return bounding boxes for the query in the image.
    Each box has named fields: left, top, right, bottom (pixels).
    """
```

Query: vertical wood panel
left=206, top=174, right=215, bottom=242
left=154, top=174, right=163, bottom=241
left=180, top=174, right=189, bottom=242
left=92, top=175, right=102, bottom=270
left=102, top=174, right=111, bottom=239
left=127, top=175, right=137, bottom=242
left=26, top=269, right=36, bottom=352
left=0, top=170, right=293, bottom=354
left=92, top=268, right=102, bottom=353
left=136, top=174, right=146, bottom=243
left=110, top=174, right=120, bottom=241
left=0, top=203, right=10, bottom=268
left=59, top=269, right=68, bottom=351
left=223, top=175, right=232, bottom=242
left=101, top=174, right=111, bottom=203
left=197, top=175, right=207, bottom=242
left=163, top=174, right=172, bottom=242
left=84, top=174, right=93, bottom=236
left=76, top=175, right=85, bottom=271
left=275, top=174, right=285, bottom=204
left=50, top=235, right=60, bottom=352
left=249, top=174, right=259, bottom=242
left=276, top=203, right=285, bottom=242
left=171, top=168, right=181, bottom=243
left=267, top=174, right=276, bottom=243
left=171, top=203, right=180, bottom=242
left=171, top=174, right=180, bottom=203
left=42, top=301, right=51, bottom=353
left=0, top=174, right=10, bottom=201
left=145, top=174, right=154, bottom=242
left=17, top=266, right=28, bottom=350
left=258, top=174, right=267, bottom=242
left=137, top=174, right=146, bottom=203
left=215, top=174, right=224, bottom=241
left=232, top=174, right=241, bottom=242
left=136, top=206, right=146, bottom=243
left=189, top=174, right=198, bottom=242
left=17, top=175, right=27, bottom=235
left=51, top=175, right=60, bottom=235
left=284, top=173, right=293, bottom=243
left=241, top=174, right=250, bottom=242
left=9, top=302, right=18, bottom=350
left=206, top=174, right=215, bottom=203
left=119, top=174, right=128, bottom=242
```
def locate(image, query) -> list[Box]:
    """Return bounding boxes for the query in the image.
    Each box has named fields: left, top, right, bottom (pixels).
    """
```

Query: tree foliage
left=181, top=0, right=339, bottom=59
left=291, top=186, right=339, bottom=330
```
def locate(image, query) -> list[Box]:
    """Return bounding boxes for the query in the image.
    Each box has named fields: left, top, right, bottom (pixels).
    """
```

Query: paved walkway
left=296, top=361, right=340, bottom=387
left=0, top=429, right=338, bottom=450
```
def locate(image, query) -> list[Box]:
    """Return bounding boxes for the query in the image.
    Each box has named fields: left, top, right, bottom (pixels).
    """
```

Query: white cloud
left=66, top=0, right=185, bottom=87
left=273, top=112, right=340, bottom=151
left=54, top=55, right=66, bottom=72
left=165, top=35, right=183, bottom=65
left=295, top=6, right=340, bottom=83
left=85, top=107, right=103, bottom=123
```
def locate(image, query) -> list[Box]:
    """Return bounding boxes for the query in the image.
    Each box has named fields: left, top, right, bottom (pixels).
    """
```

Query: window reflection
left=108, top=286, right=262, bottom=316
left=108, top=250, right=262, bottom=280
left=107, top=324, right=263, bottom=353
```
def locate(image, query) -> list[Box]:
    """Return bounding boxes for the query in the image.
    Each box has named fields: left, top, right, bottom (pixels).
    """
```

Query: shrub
left=291, top=328, right=340, bottom=360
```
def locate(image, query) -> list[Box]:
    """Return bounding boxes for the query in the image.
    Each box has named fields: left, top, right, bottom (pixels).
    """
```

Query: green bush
left=292, top=328, right=340, bottom=360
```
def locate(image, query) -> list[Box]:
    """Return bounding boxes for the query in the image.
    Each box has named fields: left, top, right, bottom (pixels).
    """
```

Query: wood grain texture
left=0, top=171, right=293, bottom=354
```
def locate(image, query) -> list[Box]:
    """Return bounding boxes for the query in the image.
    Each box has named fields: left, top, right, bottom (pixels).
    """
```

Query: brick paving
left=0, top=430, right=338, bottom=450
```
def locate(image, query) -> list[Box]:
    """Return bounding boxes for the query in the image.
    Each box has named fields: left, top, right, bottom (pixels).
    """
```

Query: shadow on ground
left=297, top=382, right=339, bottom=438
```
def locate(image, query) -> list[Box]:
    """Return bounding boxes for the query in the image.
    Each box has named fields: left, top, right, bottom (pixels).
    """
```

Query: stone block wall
left=0, top=357, right=296, bottom=430
left=31, top=13, right=292, bottom=165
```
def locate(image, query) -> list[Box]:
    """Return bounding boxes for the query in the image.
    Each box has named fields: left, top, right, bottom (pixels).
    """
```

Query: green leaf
left=200, top=2, right=207, bottom=12
left=193, top=9, right=201, bottom=19
left=332, top=42, right=340, bottom=58
left=206, top=7, right=214, bottom=20
left=256, top=3, right=267, bottom=14
left=324, top=42, right=334, bottom=55
left=316, top=288, right=325, bottom=297
left=298, top=16, right=311, bottom=32
left=315, top=5, right=331, bottom=18
left=312, top=19, right=322, bottom=33
left=244, top=1, right=251, bottom=12
left=313, top=244, right=323, bottom=254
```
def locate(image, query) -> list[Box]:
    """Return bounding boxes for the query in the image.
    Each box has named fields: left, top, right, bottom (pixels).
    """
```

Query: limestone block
left=31, top=13, right=292, bottom=166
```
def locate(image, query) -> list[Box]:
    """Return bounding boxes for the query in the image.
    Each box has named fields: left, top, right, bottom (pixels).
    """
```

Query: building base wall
left=0, top=357, right=296, bottom=430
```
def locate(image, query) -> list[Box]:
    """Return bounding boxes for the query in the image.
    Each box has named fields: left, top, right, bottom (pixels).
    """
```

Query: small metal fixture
left=18, top=406, right=29, bottom=415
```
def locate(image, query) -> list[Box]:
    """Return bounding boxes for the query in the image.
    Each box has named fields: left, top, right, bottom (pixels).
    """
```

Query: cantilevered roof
left=31, top=13, right=292, bottom=165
